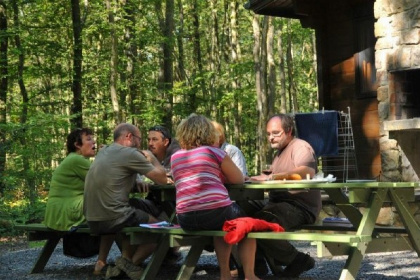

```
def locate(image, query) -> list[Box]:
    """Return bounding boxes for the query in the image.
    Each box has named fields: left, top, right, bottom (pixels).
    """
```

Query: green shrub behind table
left=1, top=197, right=46, bottom=237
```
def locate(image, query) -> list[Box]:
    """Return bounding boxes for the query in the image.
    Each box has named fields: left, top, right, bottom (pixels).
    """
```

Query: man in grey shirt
left=84, top=123, right=167, bottom=279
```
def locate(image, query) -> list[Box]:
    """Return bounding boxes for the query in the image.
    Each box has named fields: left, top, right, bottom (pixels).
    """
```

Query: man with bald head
left=84, top=123, right=167, bottom=279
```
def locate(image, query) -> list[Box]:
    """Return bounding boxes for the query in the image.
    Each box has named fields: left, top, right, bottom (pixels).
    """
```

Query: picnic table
left=16, top=181, right=420, bottom=280
left=137, top=180, right=420, bottom=280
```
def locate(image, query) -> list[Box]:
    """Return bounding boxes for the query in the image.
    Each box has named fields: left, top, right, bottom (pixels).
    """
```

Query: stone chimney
left=374, top=0, right=420, bottom=182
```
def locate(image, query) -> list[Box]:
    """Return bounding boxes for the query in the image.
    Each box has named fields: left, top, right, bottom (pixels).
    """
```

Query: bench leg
left=31, top=236, right=61, bottom=273
left=140, top=235, right=170, bottom=280
left=339, top=245, right=364, bottom=280
left=176, top=243, right=206, bottom=280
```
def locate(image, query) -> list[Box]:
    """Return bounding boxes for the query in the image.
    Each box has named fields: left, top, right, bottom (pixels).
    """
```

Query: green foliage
left=0, top=197, right=46, bottom=237
left=1, top=0, right=318, bottom=237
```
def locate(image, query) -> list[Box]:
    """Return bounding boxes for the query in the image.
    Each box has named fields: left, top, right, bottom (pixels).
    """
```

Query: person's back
left=172, top=114, right=259, bottom=280
left=172, top=145, right=231, bottom=214
left=84, top=143, right=156, bottom=222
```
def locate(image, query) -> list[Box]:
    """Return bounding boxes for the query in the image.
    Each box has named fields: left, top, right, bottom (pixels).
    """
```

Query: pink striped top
left=171, top=146, right=232, bottom=214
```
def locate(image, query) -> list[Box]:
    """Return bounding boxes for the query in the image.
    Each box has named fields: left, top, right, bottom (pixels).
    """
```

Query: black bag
left=63, top=230, right=100, bottom=258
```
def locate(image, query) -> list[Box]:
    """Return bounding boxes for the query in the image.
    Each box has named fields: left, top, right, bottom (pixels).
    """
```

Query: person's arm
left=221, top=155, right=245, bottom=184
left=270, top=165, right=315, bottom=180
left=140, top=150, right=167, bottom=185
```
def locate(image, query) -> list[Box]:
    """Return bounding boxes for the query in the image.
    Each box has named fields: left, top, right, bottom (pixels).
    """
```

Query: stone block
left=375, top=17, right=392, bottom=38
left=411, top=47, right=420, bottom=67
left=401, top=29, right=420, bottom=45
left=376, top=37, right=393, bottom=50
left=389, top=0, right=405, bottom=14
left=379, top=137, right=398, bottom=150
left=377, top=86, right=388, bottom=102
left=396, top=47, right=412, bottom=68
left=376, top=207, right=394, bottom=226
left=381, top=149, right=400, bottom=170
left=378, top=101, right=389, bottom=121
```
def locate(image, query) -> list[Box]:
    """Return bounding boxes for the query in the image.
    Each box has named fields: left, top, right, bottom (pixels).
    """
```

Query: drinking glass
left=262, top=164, right=272, bottom=175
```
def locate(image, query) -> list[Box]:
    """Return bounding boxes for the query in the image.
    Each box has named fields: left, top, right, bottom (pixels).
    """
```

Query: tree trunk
left=122, top=0, right=139, bottom=125
left=209, top=0, right=219, bottom=118
left=191, top=0, right=204, bottom=113
left=12, top=0, right=36, bottom=203
left=175, top=0, right=185, bottom=82
left=106, top=0, right=121, bottom=124
left=277, top=22, right=287, bottom=114
left=286, top=19, right=298, bottom=112
left=230, top=0, right=242, bottom=148
left=0, top=1, right=7, bottom=196
left=71, top=0, right=83, bottom=128
left=266, top=16, right=275, bottom=118
left=162, top=0, right=174, bottom=129
left=253, top=15, right=266, bottom=172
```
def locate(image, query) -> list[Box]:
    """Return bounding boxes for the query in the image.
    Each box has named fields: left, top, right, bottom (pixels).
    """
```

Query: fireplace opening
left=389, top=69, right=420, bottom=120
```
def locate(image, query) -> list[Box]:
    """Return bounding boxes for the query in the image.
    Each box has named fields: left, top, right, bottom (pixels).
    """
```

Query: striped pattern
left=171, top=146, right=232, bottom=214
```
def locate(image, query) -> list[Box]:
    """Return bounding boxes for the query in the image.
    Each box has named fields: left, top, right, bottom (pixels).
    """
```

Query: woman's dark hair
left=66, top=128, right=93, bottom=155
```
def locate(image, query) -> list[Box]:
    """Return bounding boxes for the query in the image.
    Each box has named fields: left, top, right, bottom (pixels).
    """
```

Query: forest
left=0, top=0, right=317, bottom=234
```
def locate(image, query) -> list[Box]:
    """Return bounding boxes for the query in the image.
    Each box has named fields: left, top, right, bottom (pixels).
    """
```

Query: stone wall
left=374, top=0, right=420, bottom=181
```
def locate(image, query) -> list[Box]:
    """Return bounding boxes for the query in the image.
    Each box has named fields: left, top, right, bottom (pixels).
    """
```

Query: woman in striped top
left=171, top=114, right=260, bottom=280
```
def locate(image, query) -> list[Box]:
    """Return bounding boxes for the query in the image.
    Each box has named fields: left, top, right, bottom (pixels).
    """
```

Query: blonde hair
left=211, top=121, right=226, bottom=144
left=176, top=114, right=218, bottom=149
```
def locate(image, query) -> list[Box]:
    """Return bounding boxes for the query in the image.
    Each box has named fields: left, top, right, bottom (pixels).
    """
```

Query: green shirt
left=44, top=152, right=91, bottom=231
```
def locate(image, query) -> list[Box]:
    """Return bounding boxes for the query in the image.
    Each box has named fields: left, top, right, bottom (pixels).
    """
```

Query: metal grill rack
left=319, top=107, right=359, bottom=182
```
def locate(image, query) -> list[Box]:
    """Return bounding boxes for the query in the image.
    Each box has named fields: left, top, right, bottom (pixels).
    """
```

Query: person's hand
left=166, top=177, right=174, bottom=184
left=139, top=150, right=154, bottom=162
left=249, top=174, right=270, bottom=181
left=136, top=181, right=151, bottom=193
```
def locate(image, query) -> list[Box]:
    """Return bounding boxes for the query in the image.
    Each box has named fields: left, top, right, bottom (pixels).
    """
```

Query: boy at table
left=247, top=113, right=321, bottom=278
left=83, top=123, right=168, bottom=280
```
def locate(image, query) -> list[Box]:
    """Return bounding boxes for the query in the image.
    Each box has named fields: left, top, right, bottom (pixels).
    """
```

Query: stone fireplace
left=375, top=0, right=420, bottom=182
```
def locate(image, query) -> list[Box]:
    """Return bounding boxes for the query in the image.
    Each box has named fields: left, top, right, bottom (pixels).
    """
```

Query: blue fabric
left=294, top=111, right=339, bottom=157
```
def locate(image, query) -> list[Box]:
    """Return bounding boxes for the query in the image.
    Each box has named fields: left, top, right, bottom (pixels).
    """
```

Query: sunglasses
left=148, top=125, right=170, bottom=139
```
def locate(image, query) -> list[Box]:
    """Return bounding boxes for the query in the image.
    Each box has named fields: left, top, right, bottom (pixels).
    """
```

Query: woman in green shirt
left=44, top=128, right=112, bottom=275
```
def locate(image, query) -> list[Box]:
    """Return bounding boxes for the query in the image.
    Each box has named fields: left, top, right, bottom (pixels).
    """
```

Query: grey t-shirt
left=83, top=143, right=155, bottom=221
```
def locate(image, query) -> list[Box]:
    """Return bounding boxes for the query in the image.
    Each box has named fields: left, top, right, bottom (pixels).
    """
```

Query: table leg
left=176, top=242, right=206, bottom=280
left=389, top=189, right=420, bottom=255
left=338, top=243, right=366, bottom=280
left=31, top=236, right=61, bottom=273
left=141, top=235, right=170, bottom=280
left=339, top=187, right=387, bottom=279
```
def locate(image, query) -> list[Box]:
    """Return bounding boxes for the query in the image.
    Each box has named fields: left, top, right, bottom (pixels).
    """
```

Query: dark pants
left=88, top=198, right=162, bottom=235
left=237, top=199, right=312, bottom=266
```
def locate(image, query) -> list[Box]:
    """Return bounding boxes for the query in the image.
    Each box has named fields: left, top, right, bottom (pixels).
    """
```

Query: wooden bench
left=15, top=222, right=374, bottom=279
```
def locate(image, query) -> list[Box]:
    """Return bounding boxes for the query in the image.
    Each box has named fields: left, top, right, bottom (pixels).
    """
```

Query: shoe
left=254, top=256, right=269, bottom=277
left=115, top=256, right=143, bottom=280
left=281, top=252, right=315, bottom=277
left=105, top=265, right=124, bottom=279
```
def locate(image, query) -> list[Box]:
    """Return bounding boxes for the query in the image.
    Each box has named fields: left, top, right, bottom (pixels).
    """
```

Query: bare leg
left=238, top=238, right=260, bottom=280
left=94, top=234, right=115, bottom=274
left=213, top=236, right=233, bottom=280
left=119, top=234, right=135, bottom=260
left=132, top=243, right=157, bottom=265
